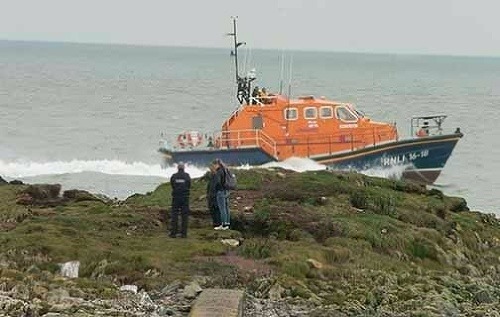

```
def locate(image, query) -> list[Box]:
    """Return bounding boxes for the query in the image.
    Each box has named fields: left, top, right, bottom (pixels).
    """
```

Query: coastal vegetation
left=0, top=169, right=499, bottom=316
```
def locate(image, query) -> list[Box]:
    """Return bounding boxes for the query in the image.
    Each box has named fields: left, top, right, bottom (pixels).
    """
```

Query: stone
left=47, top=288, right=70, bottom=304
left=161, top=280, right=182, bottom=295
left=243, top=206, right=254, bottom=212
left=23, top=184, right=61, bottom=200
left=183, top=281, right=202, bottom=299
left=62, top=189, right=101, bottom=202
left=119, top=285, right=138, bottom=293
left=90, top=259, right=109, bottom=279
left=316, top=196, right=328, bottom=205
left=221, top=239, right=240, bottom=247
left=268, top=283, right=285, bottom=301
left=138, top=290, right=156, bottom=308
left=306, top=258, right=323, bottom=269
left=16, top=193, right=33, bottom=205
left=59, top=261, right=80, bottom=278
left=189, top=288, right=244, bottom=317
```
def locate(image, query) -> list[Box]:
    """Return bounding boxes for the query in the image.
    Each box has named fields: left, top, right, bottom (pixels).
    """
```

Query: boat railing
left=411, top=115, right=447, bottom=137
left=161, top=125, right=397, bottom=160
left=219, top=129, right=278, bottom=158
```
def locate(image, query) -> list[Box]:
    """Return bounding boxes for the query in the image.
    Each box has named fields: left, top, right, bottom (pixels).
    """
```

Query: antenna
left=279, top=50, right=285, bottom=95
left=285, top=54, right=293, bottom=134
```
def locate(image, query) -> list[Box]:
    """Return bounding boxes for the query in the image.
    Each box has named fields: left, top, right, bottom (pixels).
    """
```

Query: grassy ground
left=1, top=169, right=499, bottom=311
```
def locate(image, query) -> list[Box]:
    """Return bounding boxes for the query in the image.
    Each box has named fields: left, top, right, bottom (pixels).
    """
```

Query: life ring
left=177, top=131, right=203, bottom=148
left=187, top=131, right=203, bottom=147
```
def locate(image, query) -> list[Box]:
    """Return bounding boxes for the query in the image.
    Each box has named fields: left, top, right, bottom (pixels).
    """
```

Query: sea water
left=0, top=40, right=498, bottom=214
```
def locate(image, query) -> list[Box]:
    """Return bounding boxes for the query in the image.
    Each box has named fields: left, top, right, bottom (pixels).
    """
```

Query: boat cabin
left=218, top=93, right=398, bottom=161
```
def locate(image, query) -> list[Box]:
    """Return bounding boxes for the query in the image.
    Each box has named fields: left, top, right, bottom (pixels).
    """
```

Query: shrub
left=408, top=237, right=437, bottom=260
left=239, top=239, right=275, bottom=259
left=324, top=246, right=351, bottom=264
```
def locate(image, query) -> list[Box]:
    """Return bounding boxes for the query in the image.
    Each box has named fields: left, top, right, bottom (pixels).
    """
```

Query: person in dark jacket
left=213, top=159, right=230, bottom=230
left=169, top=162, right=191, bottom=238
left=206, top=162, right=221, bottom=229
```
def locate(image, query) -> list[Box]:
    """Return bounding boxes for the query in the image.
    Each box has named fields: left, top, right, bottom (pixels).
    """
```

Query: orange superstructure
left=219, top=94, right=398, bottom=161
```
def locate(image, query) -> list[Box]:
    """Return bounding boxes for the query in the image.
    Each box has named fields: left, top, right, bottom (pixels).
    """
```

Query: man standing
left=214, top=159, right=230, bottom=230
left=170, top=162, right=191, bottom=238
left=207, top=162, right=221, bottom=229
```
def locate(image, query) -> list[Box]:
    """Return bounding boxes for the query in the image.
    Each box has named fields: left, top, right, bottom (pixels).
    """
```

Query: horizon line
left=1, top=38, right=499, bottom=59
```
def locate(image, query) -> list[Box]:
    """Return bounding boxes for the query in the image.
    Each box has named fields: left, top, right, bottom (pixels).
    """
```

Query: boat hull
left=161, top=132, right=462, bottom=184
left=316, top=133, right=462, bottom=184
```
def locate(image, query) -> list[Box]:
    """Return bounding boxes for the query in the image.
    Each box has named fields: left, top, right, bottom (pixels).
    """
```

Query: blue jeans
left=216, top=190, right=230, bottom=226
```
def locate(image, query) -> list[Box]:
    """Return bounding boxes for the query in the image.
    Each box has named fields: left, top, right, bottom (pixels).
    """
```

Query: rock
left=243, top=206, right=254, bottom=212
left=183, top=281, right=202, bottom=299
left=161, top=280, right=182, bottom=295
left=119, top=285, right=138, bottom=293
left=11, top=284, right=30, bottom=301
left=90, top=259, right=108, bottom=279
left=16, top=193, right=33, bottom=205
left=47, top=288, right=70, bottom=304
left=59, top=261, right=80, bottom=278
left=23, top=184, right=61, bottom=200
left=9, top=180, right=23, bottom=185
left=32, top=284, right=49, bottom=300
left=306, top=258, right=323, bottom=269
left=276, top=172, right=286, bottom=179
left=62, top=189, right=102, bottom=202
left=138, top=290, right=156, bottom=309
left=316, top=196, right=328, bottom=205
left=221, top=239, right=240, bottom=247
left=189, top=288, right=244, bottom=317
left=269, top=283, right=285, bottom=301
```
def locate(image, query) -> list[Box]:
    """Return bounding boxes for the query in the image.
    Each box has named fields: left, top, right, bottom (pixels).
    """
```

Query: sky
left=0, top=0, right=499, bottom=56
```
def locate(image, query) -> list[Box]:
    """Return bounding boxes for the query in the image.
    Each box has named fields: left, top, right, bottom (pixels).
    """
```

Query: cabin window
left=284, top=108, right=298, bottom=120
left=304, top=107, right=317, bottom=119
left=320, top=106, right=333, bottom=119
left=336, top=106, right=358, bottom=122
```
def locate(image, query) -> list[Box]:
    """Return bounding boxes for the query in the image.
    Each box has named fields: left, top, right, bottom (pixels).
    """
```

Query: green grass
left=1, top=169, right=500, bottom=310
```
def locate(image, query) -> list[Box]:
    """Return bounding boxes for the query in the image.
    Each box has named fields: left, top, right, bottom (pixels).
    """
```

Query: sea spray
left=0, top=159, right=207, bottom=178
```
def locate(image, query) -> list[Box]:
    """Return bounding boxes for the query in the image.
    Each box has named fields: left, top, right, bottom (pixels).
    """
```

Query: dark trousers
left=171, top=198, right=189, bottom=237
left=209, top=198, right=221, bottom=226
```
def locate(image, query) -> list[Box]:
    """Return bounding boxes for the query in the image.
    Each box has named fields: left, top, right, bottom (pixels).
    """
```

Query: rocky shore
left=1, top=169, right=499, bottom=316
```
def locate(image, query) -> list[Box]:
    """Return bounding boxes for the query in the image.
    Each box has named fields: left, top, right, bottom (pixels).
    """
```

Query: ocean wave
left=0, top=159, right=207, bottom=178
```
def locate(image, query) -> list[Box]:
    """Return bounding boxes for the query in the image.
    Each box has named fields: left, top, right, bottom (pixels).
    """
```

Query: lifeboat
left=159, top=18, right=463, bottom=185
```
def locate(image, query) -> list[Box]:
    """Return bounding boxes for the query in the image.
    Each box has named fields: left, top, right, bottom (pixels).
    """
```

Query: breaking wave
left=0, top=157, right=407, bottom=183
left=0, top=159, right=208, bottom=179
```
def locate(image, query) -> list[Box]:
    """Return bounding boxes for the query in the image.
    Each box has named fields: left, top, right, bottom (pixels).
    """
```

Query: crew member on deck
left=416, top=121, right=430, bottom=137
left=251, top=86, right=260, bottom=104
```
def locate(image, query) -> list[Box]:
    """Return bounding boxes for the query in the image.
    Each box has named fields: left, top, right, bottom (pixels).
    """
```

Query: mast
left=232, top=17, right=239, bottom=83
left=228, top=17, right=253, bottom=105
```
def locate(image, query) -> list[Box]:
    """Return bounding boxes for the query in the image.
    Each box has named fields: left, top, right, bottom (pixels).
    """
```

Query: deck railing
left=164, top=126, right=398, bottom=160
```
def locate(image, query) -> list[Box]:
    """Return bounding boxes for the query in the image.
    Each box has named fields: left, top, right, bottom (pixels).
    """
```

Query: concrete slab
left=189, top=288, right=245, bottom=317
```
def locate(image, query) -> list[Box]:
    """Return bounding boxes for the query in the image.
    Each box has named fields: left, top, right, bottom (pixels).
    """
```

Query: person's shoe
left=214, top=225, right=224, bottom=230
left=222, top=226, right=230, bottom=230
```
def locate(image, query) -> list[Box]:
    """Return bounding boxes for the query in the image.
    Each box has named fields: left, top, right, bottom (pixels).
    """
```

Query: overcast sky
left=1, top=0, right=498, bottom=56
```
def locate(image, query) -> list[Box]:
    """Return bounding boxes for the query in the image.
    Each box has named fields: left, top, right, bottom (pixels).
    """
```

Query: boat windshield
left=336, top=106, right=358, bottom=122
